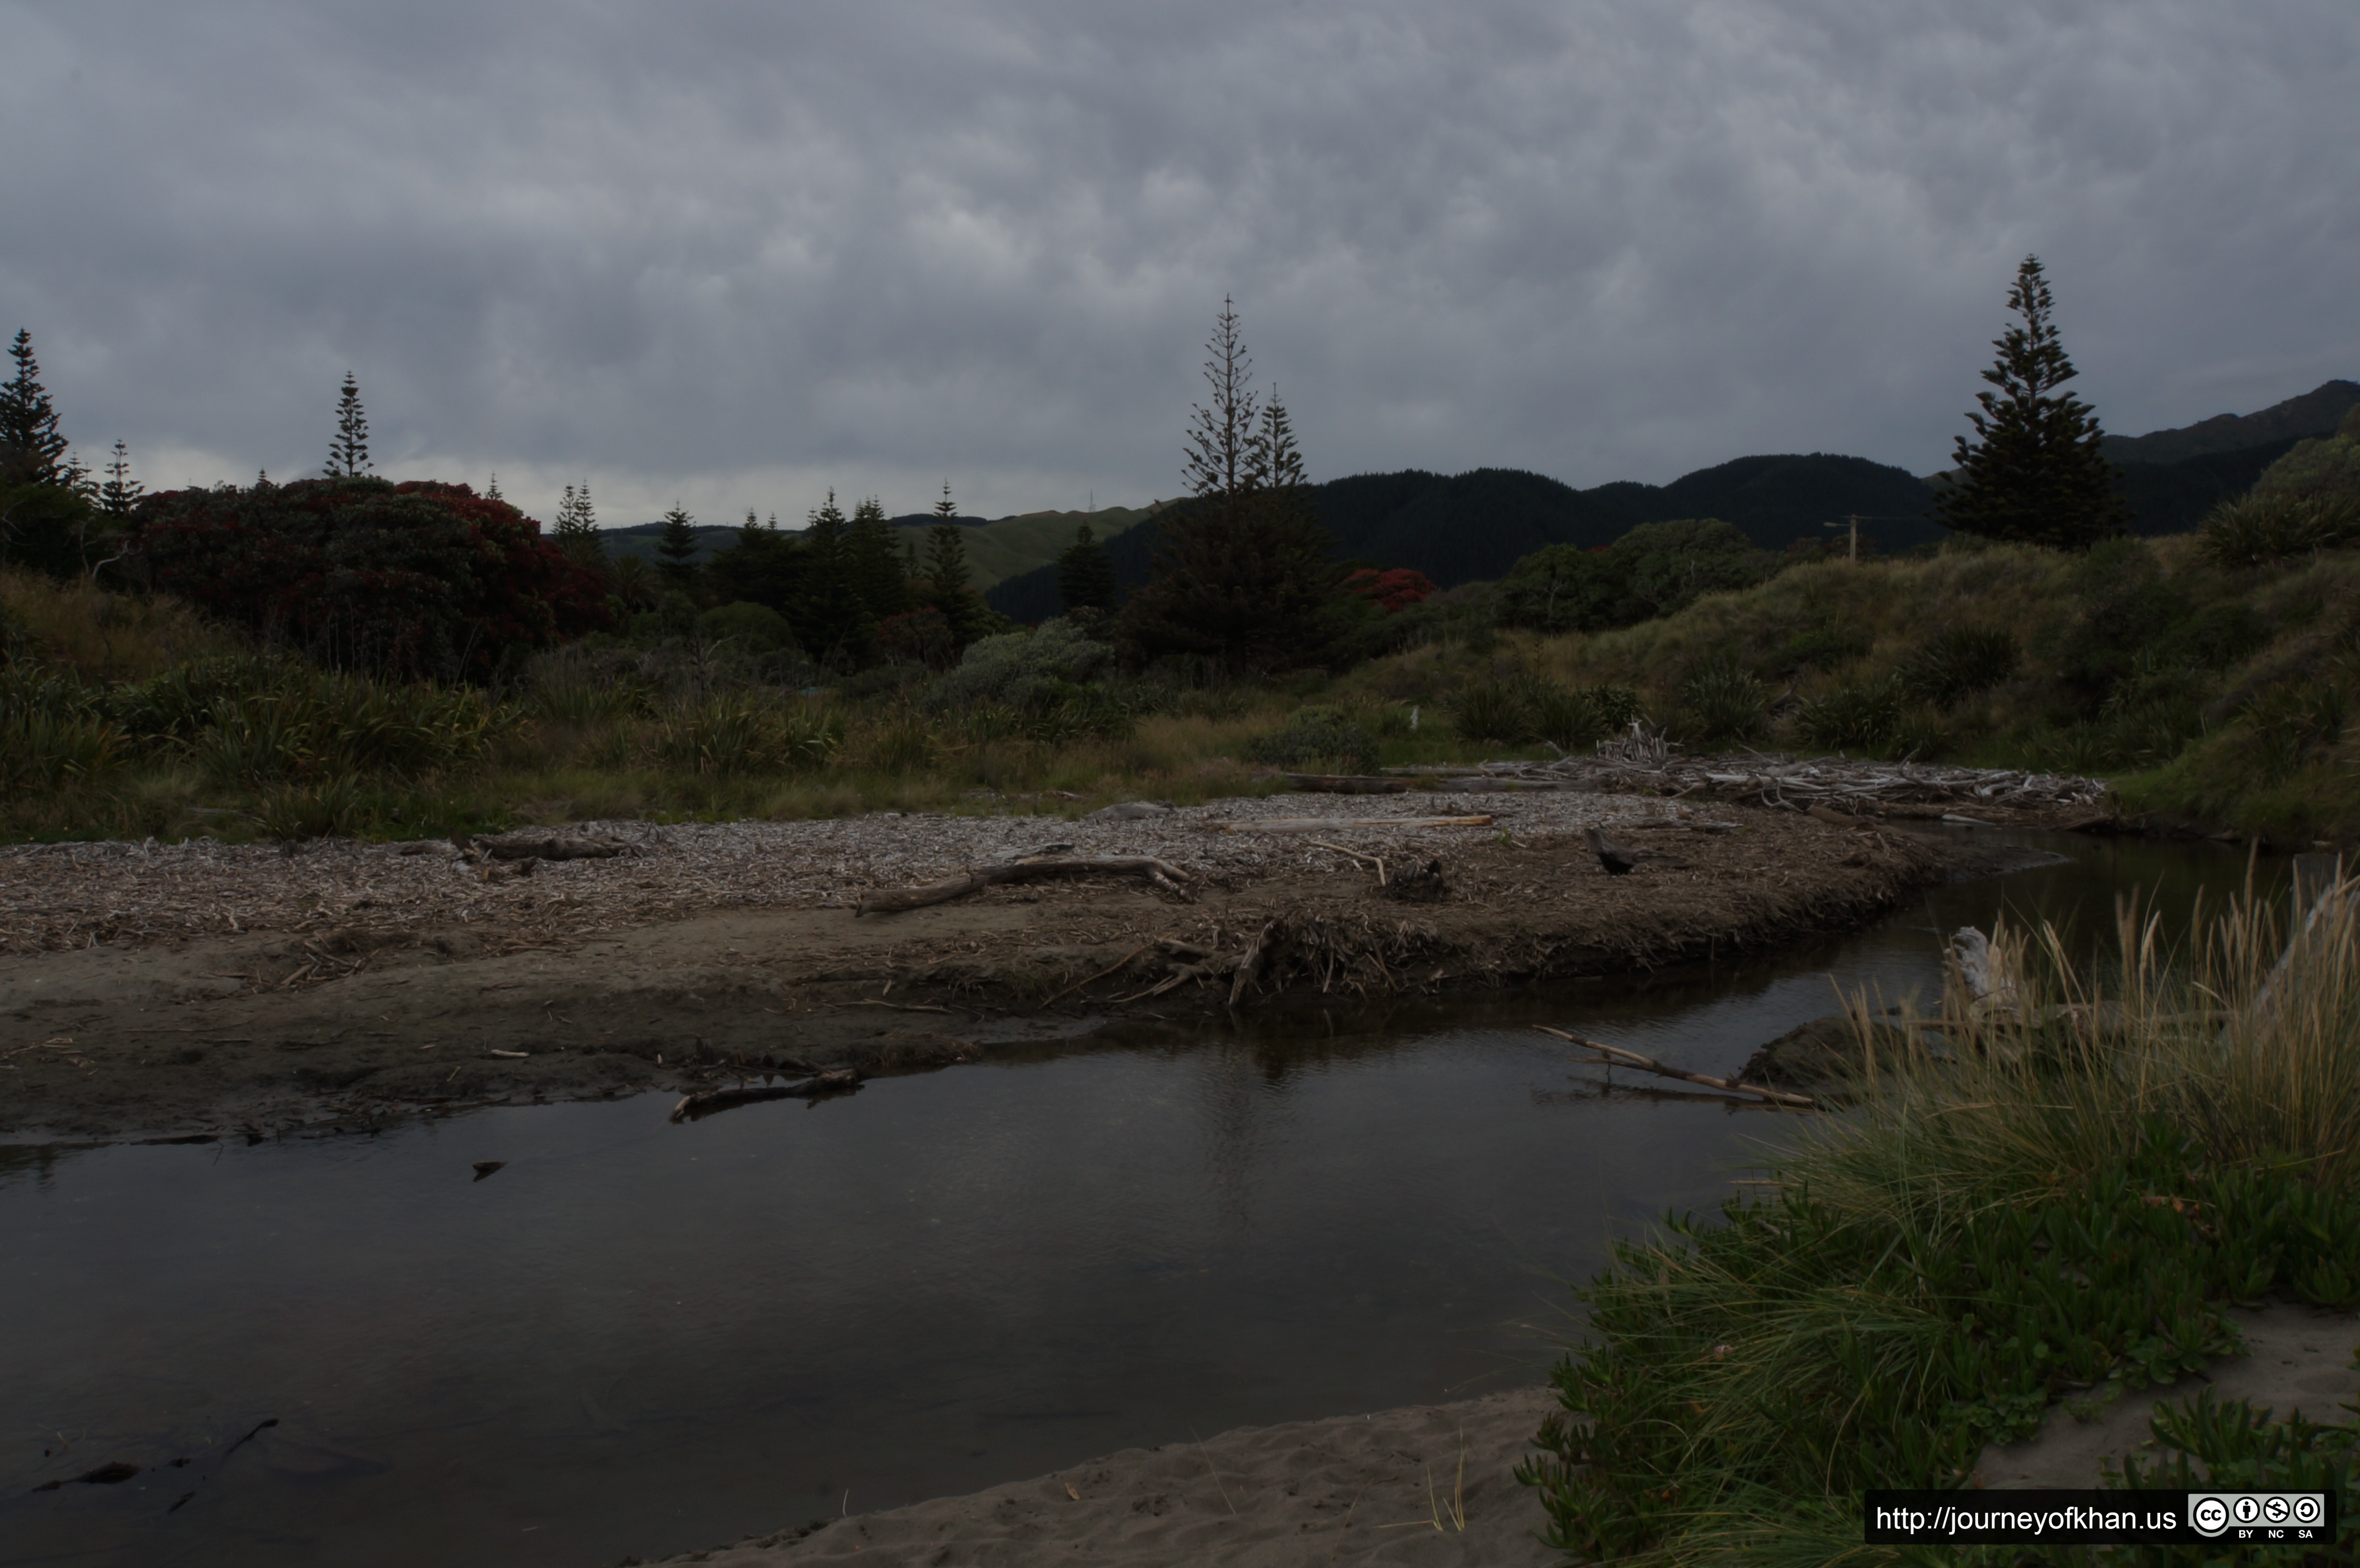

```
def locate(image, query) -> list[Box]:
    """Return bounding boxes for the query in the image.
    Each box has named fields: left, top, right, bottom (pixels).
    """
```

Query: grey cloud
left=1, top=0, right=2353, bottom=524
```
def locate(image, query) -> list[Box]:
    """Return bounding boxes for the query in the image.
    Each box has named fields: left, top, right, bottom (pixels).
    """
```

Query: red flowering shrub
left=1343, top=567, right=1438, bottom=614
left=128, top=478, right=615, bottom=680
left=877, top=607, right=956, bottom=668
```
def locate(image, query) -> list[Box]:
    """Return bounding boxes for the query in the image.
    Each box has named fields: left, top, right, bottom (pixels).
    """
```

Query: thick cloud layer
left=3, top=0, right=2353, bottom=526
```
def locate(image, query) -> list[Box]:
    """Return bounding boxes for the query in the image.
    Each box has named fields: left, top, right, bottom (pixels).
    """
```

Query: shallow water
left=0, top=831, right=2287, bottom=1568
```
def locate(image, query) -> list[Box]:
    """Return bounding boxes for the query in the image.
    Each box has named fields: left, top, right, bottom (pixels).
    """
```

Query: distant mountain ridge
left=2100, top=380, right=2360, bottom=465
left=986, top=456, right=1943, bottom=621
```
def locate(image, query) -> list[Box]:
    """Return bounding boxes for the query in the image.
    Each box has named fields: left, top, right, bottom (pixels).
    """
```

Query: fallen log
left=1279, top=774, right=1412, bottom=794
left=1217, top=815, right=1492, bottom=835
left=1532, top=1025, right=1816, bottom=1108
left=855, top=856, right=1194, bottom=916
left=670, top=1069, right=863, bottom=1122
left=472, top=832, right=629, bottom=862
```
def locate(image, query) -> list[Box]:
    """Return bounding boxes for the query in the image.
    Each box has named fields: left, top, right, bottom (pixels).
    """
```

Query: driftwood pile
left=1392, top=752, right=2110, bottom=822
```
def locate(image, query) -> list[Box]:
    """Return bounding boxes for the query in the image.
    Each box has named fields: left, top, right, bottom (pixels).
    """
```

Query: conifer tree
left=1118, top=303, right=1337, bottom=670
left=655, top=502, right=701, bottom=585
left=1057, top=522, right=1118, bottom=612
left=796, top=489, right=871, bottom=665
left=99, top=440, right=143, bottom=518
left=326, top=374, right=372, bottom=478
left=1937, top=256, right=2126, bottom=549
left=487, top=472, right=503, bottom=500
left=554, top=481, right=605, bottom=565
left=0, top=329, right=69, bottom=488
left=847, top=495, right=909, bottom=620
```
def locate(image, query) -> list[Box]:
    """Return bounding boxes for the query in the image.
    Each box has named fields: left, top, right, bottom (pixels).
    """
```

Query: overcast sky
left=3, top=0, right=2353, bottom=528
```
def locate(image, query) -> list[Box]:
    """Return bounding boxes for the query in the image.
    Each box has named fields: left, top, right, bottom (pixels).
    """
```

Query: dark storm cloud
left=1, top=0, right=2352, bottom=522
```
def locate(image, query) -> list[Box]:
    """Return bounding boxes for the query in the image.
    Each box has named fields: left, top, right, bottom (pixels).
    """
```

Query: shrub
left=920, top=620, right=1113, bottom=713
left=1447, top=678, right=1531, bottom=744
left=129, top=477, right=615, bottom=680
left=1793, top=673, right=1908, bottom=753
left=2201, top=490, right=2360, bottom=568
left=1450, top=676, right=1636, bottom=750
left=699, top=600, right=797, bottom=654
left=255, top=774, right=368, bottom=840
left=1771, top=624, right=1870, bottom=674
left=1676, top=654, right=1767, bottom=745
left=1899, top=625, right=2019, bottom=709
left=651, top=694, right=841, bottom=776
left=1246, top=706, right=1379, bottom=774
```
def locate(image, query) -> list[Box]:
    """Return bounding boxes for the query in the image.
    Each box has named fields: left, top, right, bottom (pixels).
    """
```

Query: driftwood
left=855, top=856, right=1193, bottom=916
left=470, top=832, right=629, bottom=862
left=670, top=1069, right=863, bottom=1122
left=1533, top=1025, right=1816, bottom=1108
left=1390, top=754, right=2106, bottom=816
left=1218, top=815, right=1492, bottom=835
left=1279, top=774, right=1412, bottom=794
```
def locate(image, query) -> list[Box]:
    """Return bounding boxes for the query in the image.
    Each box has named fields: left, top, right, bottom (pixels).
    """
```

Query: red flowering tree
left=129, top=477, right=615, bottom=680
left=1342, top=567, right=1437, bottom=614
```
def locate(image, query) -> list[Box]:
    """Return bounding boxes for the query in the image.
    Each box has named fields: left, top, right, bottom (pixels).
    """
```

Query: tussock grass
left=1522, top=878, right=2360, bottom=1564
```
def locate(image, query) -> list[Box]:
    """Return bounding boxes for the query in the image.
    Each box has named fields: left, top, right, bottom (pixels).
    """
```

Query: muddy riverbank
left=1, top=791, right=2038, bottom=1141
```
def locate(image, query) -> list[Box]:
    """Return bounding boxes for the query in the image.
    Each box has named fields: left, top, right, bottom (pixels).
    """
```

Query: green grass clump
left=1245, top=705, right=1380, bottom=774
left=1521, top=881, right=2360, bottom=1565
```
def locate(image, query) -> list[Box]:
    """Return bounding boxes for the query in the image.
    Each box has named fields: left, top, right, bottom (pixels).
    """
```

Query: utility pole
left=1823, top=514, right=1859, bottom=563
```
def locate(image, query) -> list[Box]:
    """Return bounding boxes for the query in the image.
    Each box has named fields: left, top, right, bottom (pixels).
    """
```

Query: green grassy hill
left=602, top=505, right=1158, bottom=592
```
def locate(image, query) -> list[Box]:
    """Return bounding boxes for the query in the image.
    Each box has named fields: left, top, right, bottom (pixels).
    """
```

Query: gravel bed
left=1, top=793, right=1683, bottom=954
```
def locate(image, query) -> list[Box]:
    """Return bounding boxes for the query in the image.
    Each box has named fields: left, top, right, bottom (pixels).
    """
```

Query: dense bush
left=1899, top=625, right=2019, bottom=709
left=2201, top=490, right=2360, bottom=568
left=1449, top=675, right=1638, bottom=751
left=1677, top=653, right=1768, bottom=745
left=1494, top=518, right=1777, bottom=634
left=919, top=620, right=1114, bottom=712
left=129, top=477, right=614, bottom=680
left=650, top=694, right=842, bottom=776
left=1246, top=706, right=1380, bottom=773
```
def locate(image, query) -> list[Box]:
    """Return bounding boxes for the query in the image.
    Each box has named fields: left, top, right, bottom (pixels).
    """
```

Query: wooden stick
left=1531, top=1025, right=1816, bottom=1108
left=669, top=1069, right=863, bottom=1123
left=1218, top=816, right=1491, bottom=835
left=1039, top=943, right=1155, bottom=1007
left=1306, top=839, right=1387, bottom=886
left=855, top=856, right=1193, bottom=916
left=1279, top=774, right=1411, bottom=794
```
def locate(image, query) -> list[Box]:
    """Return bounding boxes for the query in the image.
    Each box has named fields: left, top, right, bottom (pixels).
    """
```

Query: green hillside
left=602, top=505, right=1157, bottom=591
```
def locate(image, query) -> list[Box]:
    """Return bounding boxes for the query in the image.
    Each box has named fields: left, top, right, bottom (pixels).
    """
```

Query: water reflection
left=0, top=830, right=2286, bottom=1568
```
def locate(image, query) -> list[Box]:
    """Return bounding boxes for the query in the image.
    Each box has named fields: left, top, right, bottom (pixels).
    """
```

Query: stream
left=0, top=831, right=2288, bottom=1567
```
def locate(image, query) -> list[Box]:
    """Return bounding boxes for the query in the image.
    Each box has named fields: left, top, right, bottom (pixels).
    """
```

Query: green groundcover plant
left=1520, top=883, right=2360, bottom=1566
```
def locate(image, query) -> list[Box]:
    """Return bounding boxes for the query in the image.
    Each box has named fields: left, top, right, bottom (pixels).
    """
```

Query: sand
left=628, top=1387, right=1566, bottom=1568
left=626, top=1308, right=2360, bottom=1568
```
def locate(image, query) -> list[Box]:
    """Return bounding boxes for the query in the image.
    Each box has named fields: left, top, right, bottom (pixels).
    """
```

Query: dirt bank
left=1, top=791, right=2026, bottom=1142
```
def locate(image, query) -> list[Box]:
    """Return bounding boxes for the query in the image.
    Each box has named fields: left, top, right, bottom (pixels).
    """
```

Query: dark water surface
left=0, top=832, right=2285, bottom=1567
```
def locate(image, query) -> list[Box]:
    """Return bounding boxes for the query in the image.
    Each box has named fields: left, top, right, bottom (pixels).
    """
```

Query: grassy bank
left=10, top=515, right=2360, bottom=845
left=1339, top=532, right=2360, bottom=844
left=0, top=569, right=1512, bottom=843
left=1520, top=882, right=2360, bottom=1565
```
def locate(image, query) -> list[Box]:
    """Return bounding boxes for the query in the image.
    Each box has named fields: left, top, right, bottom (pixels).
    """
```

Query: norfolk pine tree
left=655, top=503, right=702, bottom=586
left=847, top=495, right=910, bottom=621
left=922, top=482, right=989, bottom=649
left=1057, top=522, right=1119, bottom=612
left=1117, top=299, right=1337, bottom=670
left=554, top=481, right=605, bottom=567
left=0, top=330, right=70, bottom=488
left=796, top=490, right=872, bottom=666
left=326, top=374, right=372, bottom=478
left=1937, top=256, right=2126, bottom=549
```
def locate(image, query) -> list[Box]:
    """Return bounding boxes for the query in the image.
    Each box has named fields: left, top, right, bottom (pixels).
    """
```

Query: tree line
left=1, top=257, right=2136, bottom=686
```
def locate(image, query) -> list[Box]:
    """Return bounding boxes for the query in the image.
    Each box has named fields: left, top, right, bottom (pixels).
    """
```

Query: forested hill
left=986, top=455, right=1942, bottom=621
left=2100, top=379, right=2360, bottom=465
